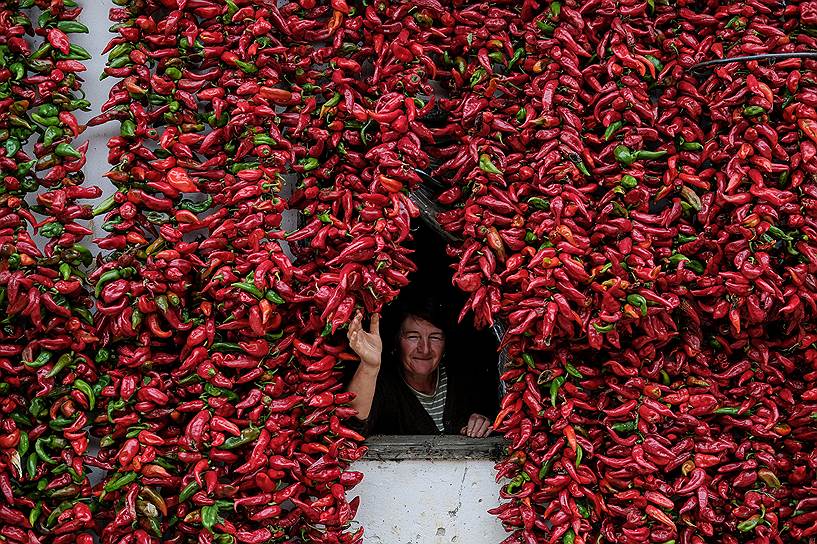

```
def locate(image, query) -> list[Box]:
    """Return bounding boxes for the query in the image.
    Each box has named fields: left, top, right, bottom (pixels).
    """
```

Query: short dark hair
left=394, top=294, right=448, bottom=335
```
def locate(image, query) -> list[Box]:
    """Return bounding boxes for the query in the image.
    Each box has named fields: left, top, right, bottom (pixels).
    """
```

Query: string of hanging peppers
left=0, top=0, right=98, bottom=542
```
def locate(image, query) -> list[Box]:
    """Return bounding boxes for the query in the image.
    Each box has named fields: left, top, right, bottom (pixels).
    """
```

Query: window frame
left=363, top=434, right=508, bottom=461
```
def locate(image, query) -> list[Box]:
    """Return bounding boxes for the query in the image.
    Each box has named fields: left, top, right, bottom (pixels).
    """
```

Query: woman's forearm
left=348, top=364, right=380, bottom=420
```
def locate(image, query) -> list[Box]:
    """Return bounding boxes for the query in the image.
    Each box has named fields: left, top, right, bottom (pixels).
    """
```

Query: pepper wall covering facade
left=1, top=0, right=817, bottom=543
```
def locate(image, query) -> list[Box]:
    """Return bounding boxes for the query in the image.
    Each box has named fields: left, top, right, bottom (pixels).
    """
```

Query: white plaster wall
left=350, top=460, right=509, bottom=544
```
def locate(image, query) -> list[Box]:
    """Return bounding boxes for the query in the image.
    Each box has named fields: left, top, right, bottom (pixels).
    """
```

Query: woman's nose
left=416, top=338, right=431, bottom=354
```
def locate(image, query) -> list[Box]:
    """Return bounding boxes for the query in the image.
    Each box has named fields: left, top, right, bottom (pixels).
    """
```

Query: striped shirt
left=406, top=366, right=448, bottom=432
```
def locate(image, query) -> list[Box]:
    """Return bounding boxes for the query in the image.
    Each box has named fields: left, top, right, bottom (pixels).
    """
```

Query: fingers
left=466, top=414, right=480, bottom=437
left=464, top=414, right=491, bottom=437
left=369, top=312, right=380, bottom=336
left=347, top=312, right=362, bottom=336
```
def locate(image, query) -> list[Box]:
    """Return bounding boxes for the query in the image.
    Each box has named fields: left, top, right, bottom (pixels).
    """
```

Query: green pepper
left=32, top=113, right=61, bottom=129
left=644, top=54, right=663, bottom=73
left=563, top=528, right=575, bottom=544
left=253, top=134, right=277, bottom=146
left=74, top=379, right=95, bottom=410
left=713, top=406, right=740, bottom=415
left=575, top=159, right=590, bottom=177
left=538, top=459, right=553, bottom=480
left=11, top=412, right=31, bottom=428
left=120, top=119, right=137, bottom=138
left=767, top=225, right=792, bottom=240
left=45, top=501, right=75, bottom=527
left=38, top=103, right=59, bottom=118
left=505, top=473, right=527, bottom=494
left=35, top=438, right=57, bottom=465
left=603, top=120, right=623, bottom=141
left=508, top=48, right=525, bottom=70
left=575, top=444, right=583, bottom=468
left=56, top=20, right=90, bottom=33
left=104, top=471, right=137, bottom=492
left=24, top=350, right=52, bottom=368
left=685, top=259, right=705, bottom=274
left=593, top=322, right=615, bottom=333
left=537, top=20, right=555, bottom=35
left=31, top=42, right=53, bottom=60
left=17, top=430, right=29, bottom=457
left=107, top=398, right=126, bottom=423
left=49, top=415, right=77, bottom=431
left=201, top=504, right=219, bottom=530
left=92, top=194, right=118, bottom=216
left=95, top=269, right=123, bottom=298
left=743, top=106, right=766, bottom=117
left=58, top=44, right=92, bottom=61
left=68, top=98, right=92, bottom=111
left=300, top=157, right=320, bottom=171
left=232, top=282, right=264, bottom=299
left=209, top=342, right=241, bottom=352
left=615, top=174, right=635, bottom=190
left=680, top=140, right=703, bottom=151
left=46, top=352, right=73, bottom=378
left=179, top=481, right=200, bottom=503
left=576, top=501, right=591, bottom=519
left=527, top=197, right=549, bottom=210
left=614, top=145, right=636, bottom=165
left=229, top=161, right=259, bottom=175
left=635, top=149, right=668, bottom=160
left=9, top=62, right=25, bottom=81
left=40, top=222, right=65, bottom=238
left=564, top=361, right=583, bottom=379
left=27, top=452, right=38, bottom=479
left=265, top=290, right=286, bottom=305
left=42, top=126, right=63, bottom=147
left=54, top=142, right=82, bottom=159
left=522, top=353, right=535, bottom=369
left=479, top=153, right=503, bottom=175
left=220, top=427, right=261, bottom=450
left=550, top=376, right=566, bottom=407
left=234, top=59, right=257, bottom=73
left=611, top=420, right=636, bottom=433
left=206, top=384, right=239, bottom=402
left=29, top=501, right=42, bottom=527
left=737, top=514, right=762, bottom=532
left=626, top=294, right=648, bottom=316
left=758, top=469, right=781, bottom=489
left=10, top=113, right=33, bottom=129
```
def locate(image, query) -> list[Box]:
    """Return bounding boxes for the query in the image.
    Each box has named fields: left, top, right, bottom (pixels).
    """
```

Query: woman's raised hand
left=347, top=312, right=382, bottom=369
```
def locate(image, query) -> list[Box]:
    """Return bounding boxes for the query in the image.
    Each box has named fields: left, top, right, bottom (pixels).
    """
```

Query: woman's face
left=398, top=315, right=446, bottom=379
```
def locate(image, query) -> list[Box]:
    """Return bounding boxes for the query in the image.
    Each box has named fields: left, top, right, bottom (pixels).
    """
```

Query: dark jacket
left=351, top=364, right=478, bottom=436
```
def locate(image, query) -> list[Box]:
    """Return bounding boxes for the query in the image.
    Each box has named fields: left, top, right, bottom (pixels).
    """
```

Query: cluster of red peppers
left=419, top=1, right=817, bottom=543
left=1, top=0, right=99, bottom=542
left=3, top=0, right=817, bottom=543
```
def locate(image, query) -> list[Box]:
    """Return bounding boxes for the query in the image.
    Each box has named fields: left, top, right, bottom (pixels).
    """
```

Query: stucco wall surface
left=350, top=460, right=508, bottom=544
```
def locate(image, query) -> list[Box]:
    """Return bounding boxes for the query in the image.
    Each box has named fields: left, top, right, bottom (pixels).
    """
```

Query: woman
left=346, top=300, right=493, bottom=437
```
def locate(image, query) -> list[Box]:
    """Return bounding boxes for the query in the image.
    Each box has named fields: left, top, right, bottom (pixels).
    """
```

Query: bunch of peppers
left=4, top=0, right=817, bottom=542
left=90, top=0, right=371, bottom=542
left=410, top=0, right=817, bottom=543
left=0, top=0, right=99, bottom=542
